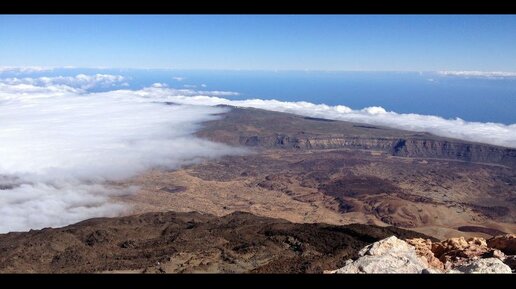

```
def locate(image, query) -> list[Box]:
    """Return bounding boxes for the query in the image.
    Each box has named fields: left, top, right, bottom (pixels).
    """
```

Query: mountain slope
left=0, top=211, right=433, bottom=273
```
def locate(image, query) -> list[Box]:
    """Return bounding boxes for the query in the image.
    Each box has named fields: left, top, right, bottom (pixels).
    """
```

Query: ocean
left=3, top=68, right=516, bottom=124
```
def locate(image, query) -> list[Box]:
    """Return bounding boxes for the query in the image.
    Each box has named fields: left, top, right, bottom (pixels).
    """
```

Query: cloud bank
left=438, top=70, right=516, bottom=79
left=122, top=86, right=516, bottom=148
left=1, top=74, right=127, bottom=90
left=0, top=77, right=244, bottom=233
left=0, top=66, right=56, bottom=74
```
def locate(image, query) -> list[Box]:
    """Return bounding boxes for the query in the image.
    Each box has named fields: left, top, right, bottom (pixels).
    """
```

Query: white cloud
left=438, top=70, right=516, bottom=79
left=197, top=90, right=240, bottom=96
left=0, top=74, right=126, bottom=91
left=0, top=76, right=245, bottom=233
left=0, top=182, right=132, bottom=233
left=183, top=84, right=197, bottom=88
left=0, top=66, right=55, bottom=74
left=150, top=82, right=168, bottom=88
left=137, top=85, right=239, bottom=97
left=172, top=76, right=186, bottom=81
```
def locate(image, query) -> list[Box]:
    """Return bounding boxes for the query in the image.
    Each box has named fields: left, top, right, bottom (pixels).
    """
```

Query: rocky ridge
left=199, top=107, right=516, bottom=168
left=0, top=211, right=432, bottom=273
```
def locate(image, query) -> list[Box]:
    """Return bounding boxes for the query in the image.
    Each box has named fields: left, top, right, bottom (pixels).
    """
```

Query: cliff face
left=237, top=134, right=516, bottom=168
left=391, top=138, right=516, bottom=167
left=198, top=107, right=515, bottom=168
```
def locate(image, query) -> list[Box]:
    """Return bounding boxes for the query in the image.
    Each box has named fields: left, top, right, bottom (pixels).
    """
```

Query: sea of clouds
left=0, top=74, right=244, bottom=233
left=1, top=70, right=515, bottom=233
left=114, top=84, right=516, bottom=149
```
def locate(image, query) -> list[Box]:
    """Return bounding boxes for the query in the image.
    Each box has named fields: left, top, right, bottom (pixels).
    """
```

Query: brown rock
left=487, top=234, right=516, bottom=255
left=430, top=237, right=490, bottom=266
left=405, top=238, right=444, bottom=270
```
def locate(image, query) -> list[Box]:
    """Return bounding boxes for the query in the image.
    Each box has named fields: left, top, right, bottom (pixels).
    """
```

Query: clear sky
left=1, top=15, right=516, bottom=71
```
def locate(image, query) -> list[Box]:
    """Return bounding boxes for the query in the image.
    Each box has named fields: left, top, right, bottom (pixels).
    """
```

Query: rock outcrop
left=327, top=235, right=514, bottom=274
left=325, top=236, right=435, bottom=273
left=405, top=238, right=444, bottom=270
left=431, top=236, right=490, bottom=266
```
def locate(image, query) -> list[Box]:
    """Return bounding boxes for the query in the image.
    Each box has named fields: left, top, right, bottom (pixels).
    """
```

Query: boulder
left=326, top=236, right=434, bottom=273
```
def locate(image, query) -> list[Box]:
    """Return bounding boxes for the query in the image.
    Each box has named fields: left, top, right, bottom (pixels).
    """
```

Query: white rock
left=358, top=236, right=415, bottom=257
left=327, top=236, right=431, bottom=274
left=449, top=258, right=512, bottom=274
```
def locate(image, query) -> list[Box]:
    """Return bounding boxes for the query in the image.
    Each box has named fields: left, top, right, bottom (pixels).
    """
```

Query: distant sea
left=11, top=69, right=516, bottom=124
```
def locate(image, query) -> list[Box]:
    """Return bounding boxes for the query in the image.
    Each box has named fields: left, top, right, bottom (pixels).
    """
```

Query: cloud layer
left=1, top=74, right=127, bottom=90
left=124, top=85, right=516, bottom=148
left=438, top=70, right=516, bottom=79
left=0, top=76, right=243, bottom=233
left=0, top=66, right=56, bottom=74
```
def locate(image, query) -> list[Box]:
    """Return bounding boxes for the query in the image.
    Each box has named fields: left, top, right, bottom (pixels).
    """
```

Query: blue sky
left=1, top=15, right=516, bottom=71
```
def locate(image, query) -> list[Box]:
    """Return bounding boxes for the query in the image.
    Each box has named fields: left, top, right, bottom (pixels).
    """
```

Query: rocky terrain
left=119, top=106, right=515, bottom=240
left=326, top=234, right=516, bottom=273
left=0, top=211, right=432, bottom=273
left=1, top=210, right=513, bottom=274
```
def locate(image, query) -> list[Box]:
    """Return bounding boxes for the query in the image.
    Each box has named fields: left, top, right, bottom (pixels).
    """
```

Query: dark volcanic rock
left=458, top=226, right=508, bottom=237
left=159, top=186, right=186, bottom=194
left=320, top=175, right=402, bottom=198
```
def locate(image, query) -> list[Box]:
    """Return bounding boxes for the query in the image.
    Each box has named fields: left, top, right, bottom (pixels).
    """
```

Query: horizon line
left=2, top=66, right=516, bottom=74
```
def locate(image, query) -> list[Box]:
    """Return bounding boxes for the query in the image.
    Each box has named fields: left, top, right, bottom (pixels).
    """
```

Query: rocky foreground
left=0, top=211, right=432, bottom=273
left=0, top=210, right=514, bottom=273
left=325, top=234, right=516, bottom=273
